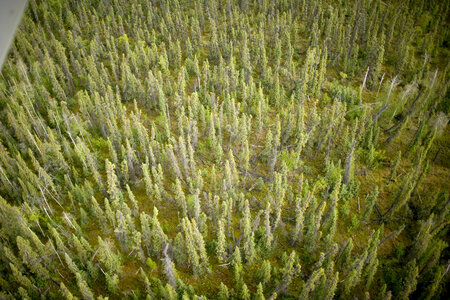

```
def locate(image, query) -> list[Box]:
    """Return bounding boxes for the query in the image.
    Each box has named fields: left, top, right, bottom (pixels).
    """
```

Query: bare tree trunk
left=343, top=140, right=356, bottom=185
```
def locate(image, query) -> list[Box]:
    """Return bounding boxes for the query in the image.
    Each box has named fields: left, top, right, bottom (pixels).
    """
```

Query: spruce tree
left=361, top=187, right=379, bottom=223
left=400, top=259, right=419, bottom=300
left=76, top=272, right=94, bottom=300
left=255, top=282, right=265, bottom=300
left=218, top=282, right=229, bottom=300
left=389, top=151, right=401, bottom=181
left=216, top=218, right=227, bottom=263
left=257, top=260, right=272, bottom=286
left=299, top=268, right=324, bottom=299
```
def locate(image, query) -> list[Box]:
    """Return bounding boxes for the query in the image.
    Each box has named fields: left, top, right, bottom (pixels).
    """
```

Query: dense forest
left=0, top=0, right=449, bottom=299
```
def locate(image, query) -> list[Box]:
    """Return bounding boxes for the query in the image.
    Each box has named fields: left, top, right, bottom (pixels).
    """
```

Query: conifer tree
left=181, top=218, right=201, bottom=275
left=60, top=282, right=76, bottom=300
left=263, top=203, right=273, bottom=252
left=142, top=163, right=153, bottom=198
left=422, top=264, right=445, bottom=300
left=292, top=196, right=305, bottom=245
left=0, top=1, right=448, bottom=298
left=9, top=263, right=33, bottom=292
left=162, top=244, right=177, bottom=289
left=126, top=184, right=139, bottom=217
left=255, top=282, right=265, bottom=300
left=389, top=151, right=401, bottom=181
left=258, top=260, right=272, bottom=286
left=218, top=282, right=229, bottom=300
left=105, top=159, right=122, bottom=207
left=131, top=231, right=145, bottom=262
left=104, top=198, right=115, bottom=227
left=384, top=172, right=414, bottom=220
left=161, top=283, right=177, bottom=300
left=151, top=207, right=168, bottom=257
left=337, top=238, right=354, bottom=271
left=400, top=259, right=419, bottom=300
left=408, top=214, right=434, bottom=261
left=368, top=33, right=385, bottom=89
left=277, top=251, right=299, bottom=293
left=76, top=272, right=94, bottom=300
left=174, top=178, right=187, bottom=216
left=216, top=218, right=227, bottom=263
left=299, top=268, right=324, bottom=299
left=97, top=237, right=122, bottom=275
left=231, top=246, right=243, bottom=283
left=323, top=187, right=339, bottom=247
left=361, top=187, right=378, bottom=223
left=241, top=282, right=250, bottom=300
left=64, top=252, right=81, bottom=277
left=106, top=273, right=119, bottom=295
left=17, top=236, right=50, bottom=280
left=342, top=243, right=368, bottom=295
left=243, top=232, right=256, bottom=265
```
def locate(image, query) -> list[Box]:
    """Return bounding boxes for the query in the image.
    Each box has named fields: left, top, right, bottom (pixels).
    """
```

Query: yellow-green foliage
left=0, top=0, right=448, bottom=299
